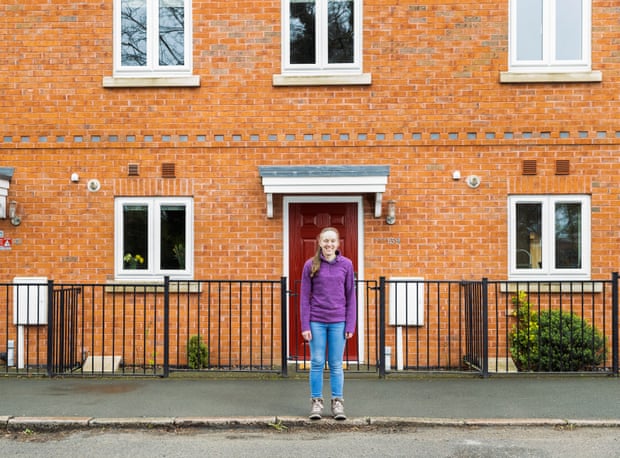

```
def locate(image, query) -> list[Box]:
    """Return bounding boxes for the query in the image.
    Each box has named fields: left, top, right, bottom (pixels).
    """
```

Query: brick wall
left=1, top=2, right=619, bottom=282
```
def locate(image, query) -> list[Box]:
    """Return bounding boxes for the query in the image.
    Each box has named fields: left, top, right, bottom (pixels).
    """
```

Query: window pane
left=516, top=203, right=542, bottom=269
left=516, top=0, right=543, bottom=61
left=328, top=0, right=354, bottom=64
left=290, top=1, right=316, bottom=64
left=160, top=205, right=186, bottom=270
left=121, top=0, right=147, bottom=66
left=159, top=0, right=185, bottom=66
left=555, top=203, right=582, bottom=269
left=123, top=205, right=148, bottom=269
left=556, top=0, right=582, bottom=61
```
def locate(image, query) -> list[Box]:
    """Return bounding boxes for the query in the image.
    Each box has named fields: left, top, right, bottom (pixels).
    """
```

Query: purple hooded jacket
left=300, top=251, right=357, bottom=335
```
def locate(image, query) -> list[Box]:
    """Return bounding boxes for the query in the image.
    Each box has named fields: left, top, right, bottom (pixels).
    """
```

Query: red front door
left=288, top=202, right=358, bottom=360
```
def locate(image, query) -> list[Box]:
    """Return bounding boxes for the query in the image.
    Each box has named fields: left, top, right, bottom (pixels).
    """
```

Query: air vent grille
left=522, top=160, right=537, bottom=175
left=162, top=163, right=176, bottom=178
left=556, top=160, right=570, bottom=175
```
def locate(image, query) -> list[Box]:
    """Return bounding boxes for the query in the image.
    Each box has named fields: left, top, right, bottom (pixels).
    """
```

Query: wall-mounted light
left=386, top=200, right=396, bottom=225
left=9, top=200, right=21, bottom=226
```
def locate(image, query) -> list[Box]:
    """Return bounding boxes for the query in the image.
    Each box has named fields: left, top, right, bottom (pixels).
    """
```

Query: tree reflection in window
left=289, top=0, right=353, bottom=65
left=555, top=203, right=581, bottom=269
left=121, top=0, right=185, bottom=67
left=290, top=1, right=316, bottom=64
left=121, top=0, right=147, bottom=66
left=328, top=0, right=353, bottom=64
left=159, top=0, right=185, bottom=66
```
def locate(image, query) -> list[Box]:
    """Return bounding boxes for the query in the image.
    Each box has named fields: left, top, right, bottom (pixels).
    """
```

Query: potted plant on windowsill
left=123, top=253, right=145, bottom=269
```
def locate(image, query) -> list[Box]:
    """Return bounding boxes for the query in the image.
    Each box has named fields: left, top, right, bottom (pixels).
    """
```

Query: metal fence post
left=379, top=276, right=386, bottom=377
left=481, top=278, right=489, bottom=378
left=612, top=272, right=618, bottom=376
left=46, top=279, right=54, bottom=377
left=280, top=276, right=288, bottom=377
left=163, top=276, right=170, bottom=378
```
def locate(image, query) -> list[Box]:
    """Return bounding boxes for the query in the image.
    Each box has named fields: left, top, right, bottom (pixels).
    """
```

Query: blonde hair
left=310, top=227, right=340, bottom=278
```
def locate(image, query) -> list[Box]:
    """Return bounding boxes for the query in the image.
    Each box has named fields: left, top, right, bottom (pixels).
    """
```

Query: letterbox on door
left=13, top=277, right=48, bottom=325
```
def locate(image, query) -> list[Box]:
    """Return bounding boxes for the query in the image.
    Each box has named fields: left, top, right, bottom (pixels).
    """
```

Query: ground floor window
left=508, top=195, right=590, bottom=280
left=114, top=197, right=193, bottom=279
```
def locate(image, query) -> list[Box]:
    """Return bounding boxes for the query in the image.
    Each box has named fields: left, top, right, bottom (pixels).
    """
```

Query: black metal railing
left=289, top=279, right=379, bottom=374
left=380, top=277, right=617, bottom=377
left=379, top=278, right=487, bottom=375
left=168, top=278, right=287, bottom=374
left=0, top=274, right=618, bottom=377
left=1, top=277, right=287, bottom=377
left=485, top=279, right=616, bottom=375
left=0, top=280, right=49, bottom=375
left=463, top=279, right=488, bottom=375
left=48, top=284, right=81, bottom=375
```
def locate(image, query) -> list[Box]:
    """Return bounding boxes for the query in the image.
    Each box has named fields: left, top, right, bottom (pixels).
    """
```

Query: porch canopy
left=258, top=165, right=390, bottom=218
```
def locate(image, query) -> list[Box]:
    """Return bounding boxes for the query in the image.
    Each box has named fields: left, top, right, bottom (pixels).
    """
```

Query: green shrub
left=187, top=335, right=208, bottom=369
left=509, top=291, right=606, bottom=371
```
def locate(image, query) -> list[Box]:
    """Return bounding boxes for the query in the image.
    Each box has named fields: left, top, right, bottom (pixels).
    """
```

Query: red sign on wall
left=0, top=237, right=12, bottom=250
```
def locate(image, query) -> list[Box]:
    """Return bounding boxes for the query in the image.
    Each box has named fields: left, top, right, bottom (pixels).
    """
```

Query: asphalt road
left=2, top=426, right=619, bottom=457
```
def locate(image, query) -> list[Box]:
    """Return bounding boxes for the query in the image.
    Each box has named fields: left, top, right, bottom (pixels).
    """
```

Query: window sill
left=105, top=280, right=201, bottom=293
left=499, top=71, right=602, bottom=84
left=102, top=75, right=201, bottom=88
left=272, top=73, right=372, bottom=87
left=501, top=281, right=603, bottom=294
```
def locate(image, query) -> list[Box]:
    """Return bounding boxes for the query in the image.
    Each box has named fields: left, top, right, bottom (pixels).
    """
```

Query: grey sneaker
left=331, top=397, right=346, bottom=420
left=309, top=398, right=323, bottom=420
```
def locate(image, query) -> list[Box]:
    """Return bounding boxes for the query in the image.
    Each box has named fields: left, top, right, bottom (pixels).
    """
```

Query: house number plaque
left=376, top=237, right=401, bottom=245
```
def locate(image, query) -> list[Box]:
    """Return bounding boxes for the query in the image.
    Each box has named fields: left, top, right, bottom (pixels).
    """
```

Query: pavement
left=0, top=373, right=619, bottom=431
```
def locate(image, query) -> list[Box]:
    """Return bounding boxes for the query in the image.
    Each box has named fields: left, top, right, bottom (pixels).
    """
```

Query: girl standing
left=300, top=227, right=357, bottom=420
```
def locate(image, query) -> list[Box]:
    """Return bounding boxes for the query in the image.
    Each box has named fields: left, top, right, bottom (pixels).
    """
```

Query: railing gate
left=462, top=279, right=488, bottom=377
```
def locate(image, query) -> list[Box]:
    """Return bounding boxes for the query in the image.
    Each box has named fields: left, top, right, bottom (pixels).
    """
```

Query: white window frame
left=508, top=0, right=591, bottom=73
left=114, top=197, right=194, bottom=280
left=508, top=195, right=591, bottom=281
left=112, top=0, right=193, bottom=78
left=281, top=0, right=363, bottom=76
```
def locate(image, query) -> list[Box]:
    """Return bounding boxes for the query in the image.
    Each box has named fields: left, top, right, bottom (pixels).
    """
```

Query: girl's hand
left=302, top=331, right=312, bottom=341
left=345, top=332, right=354, bottom=339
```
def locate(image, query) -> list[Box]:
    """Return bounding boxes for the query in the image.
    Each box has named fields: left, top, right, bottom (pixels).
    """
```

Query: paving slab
left=0, top=375, right=617, bottom=431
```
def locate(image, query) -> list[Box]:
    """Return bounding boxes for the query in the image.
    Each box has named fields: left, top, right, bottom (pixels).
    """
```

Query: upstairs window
left=114, top=0, right=192, bottom=76
left=509, top=0, right=591, bottom=73
left=282, top=0, right=362, bottom=75
left=115, top=197, right=194, bottom=280
left=508, top=195, right=591, bottom=280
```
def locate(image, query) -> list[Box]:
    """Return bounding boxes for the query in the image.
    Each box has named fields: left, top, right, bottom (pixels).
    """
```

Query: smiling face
left=319, top=229, right=340, bottom=261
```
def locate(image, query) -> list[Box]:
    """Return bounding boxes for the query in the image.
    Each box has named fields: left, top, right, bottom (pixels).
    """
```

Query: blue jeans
left=309, top=321, right=346, bottom=399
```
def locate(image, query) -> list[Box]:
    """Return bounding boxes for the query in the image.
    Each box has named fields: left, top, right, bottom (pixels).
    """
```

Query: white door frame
left=282, top=195, right=365, bottom=362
